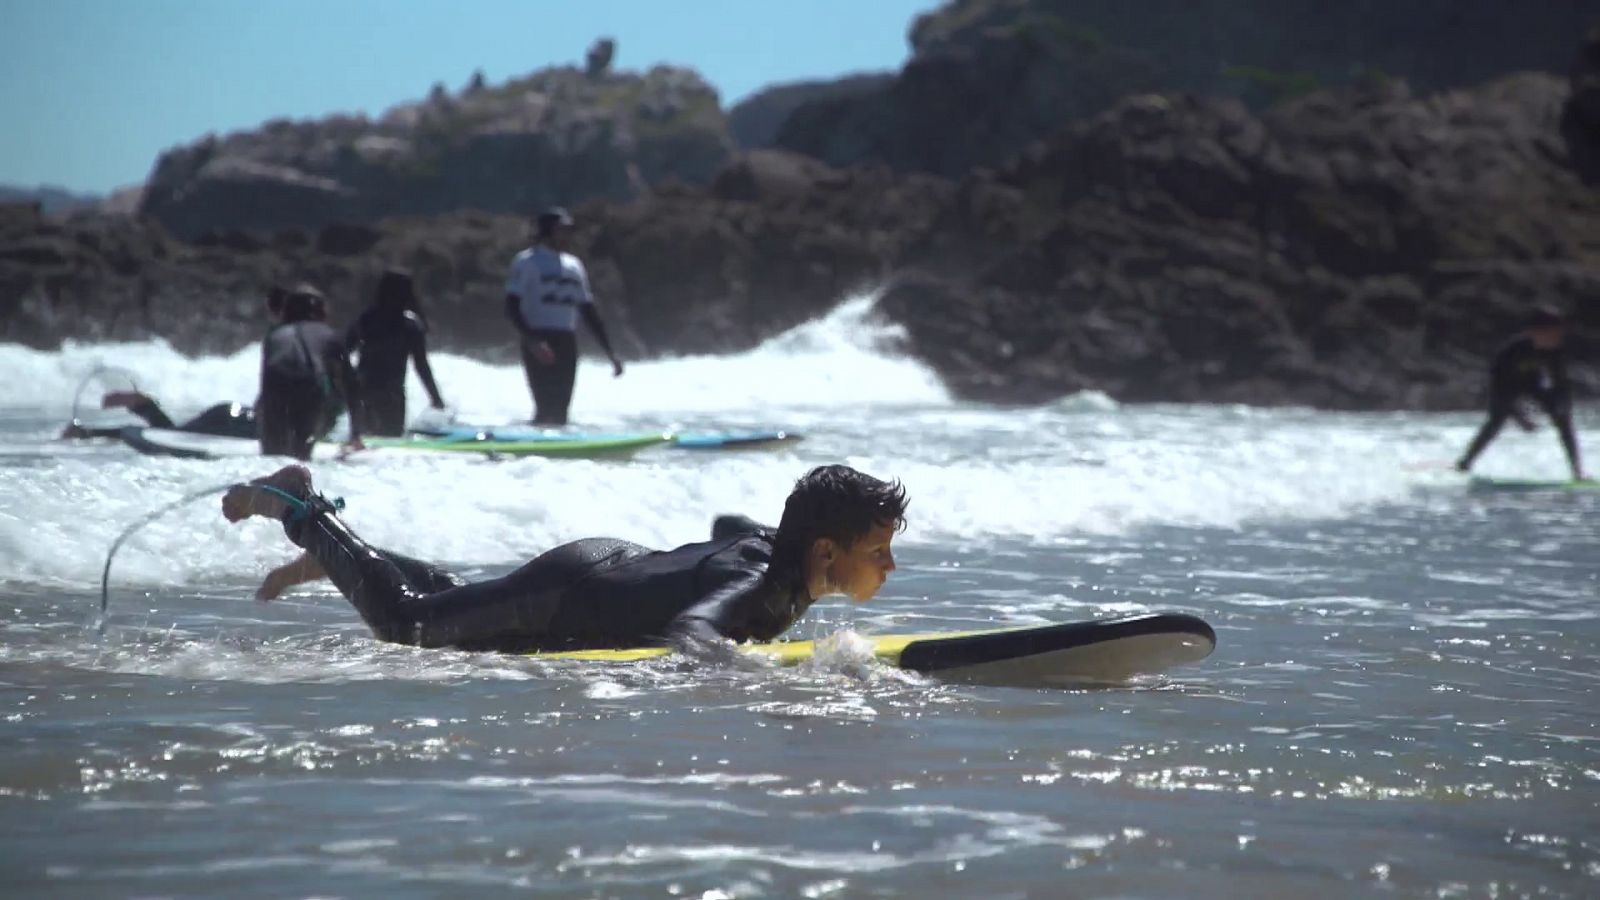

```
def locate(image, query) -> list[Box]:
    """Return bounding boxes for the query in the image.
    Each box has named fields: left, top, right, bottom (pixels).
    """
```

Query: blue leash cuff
left=249, top=484, right=345, bottom=522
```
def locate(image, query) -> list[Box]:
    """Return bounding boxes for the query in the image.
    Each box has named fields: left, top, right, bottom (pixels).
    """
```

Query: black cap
left=536, top=207, right=574, bottom=235
left=1526, top=305, right=1565, bottom=330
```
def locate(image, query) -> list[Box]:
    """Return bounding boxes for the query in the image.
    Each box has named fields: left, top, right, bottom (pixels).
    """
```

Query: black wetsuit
left=66, top=397, right=255, bottom=439
left=279, top=506, right=811, bottom=653
left=345, top=308, right=443, bottom=436
left=180, top=402, right=256, bottom=438
left=1458, top=336, right=1581, bottom=473
left=257, top=321, right=361, bottom=460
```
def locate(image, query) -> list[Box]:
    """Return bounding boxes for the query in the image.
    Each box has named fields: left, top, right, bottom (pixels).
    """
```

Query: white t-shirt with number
left=505, top=246, right=593, bottom=332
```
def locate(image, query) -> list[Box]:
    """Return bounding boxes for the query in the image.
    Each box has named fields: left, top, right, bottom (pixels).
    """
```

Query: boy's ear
left=811, top=537, right=837, bottom=562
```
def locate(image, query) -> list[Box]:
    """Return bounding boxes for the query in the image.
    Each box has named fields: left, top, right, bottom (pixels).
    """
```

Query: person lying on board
left=1455, top=306, right=1588, bottom=482
left=220, top=463, right=904, bottom=654
left=60, top=390, right=255, bottom=440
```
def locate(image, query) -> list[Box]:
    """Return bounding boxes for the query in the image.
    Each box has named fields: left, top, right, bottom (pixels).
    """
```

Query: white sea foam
left=0, top=295, right=1593, bottom=589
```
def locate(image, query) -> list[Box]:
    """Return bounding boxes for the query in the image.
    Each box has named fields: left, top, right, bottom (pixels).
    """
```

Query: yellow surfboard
left=531, top=613, right=1216, bottom=687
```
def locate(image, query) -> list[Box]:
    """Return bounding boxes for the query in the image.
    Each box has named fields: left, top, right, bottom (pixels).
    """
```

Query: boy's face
left=822, top=521, right=899, bottom=602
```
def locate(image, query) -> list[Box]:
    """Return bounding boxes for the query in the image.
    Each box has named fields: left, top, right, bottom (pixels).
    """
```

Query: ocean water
left=1, top=298, right=1596, bottom=899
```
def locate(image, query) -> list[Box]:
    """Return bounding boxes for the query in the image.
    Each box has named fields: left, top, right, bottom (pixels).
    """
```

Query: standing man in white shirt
left=503, top=207, right=624, bottom=425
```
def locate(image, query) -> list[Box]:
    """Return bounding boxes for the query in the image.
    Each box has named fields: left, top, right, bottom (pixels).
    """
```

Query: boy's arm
left=408, top=318, right=446, bottom=408
left=257, top=552, right=326, bottom=601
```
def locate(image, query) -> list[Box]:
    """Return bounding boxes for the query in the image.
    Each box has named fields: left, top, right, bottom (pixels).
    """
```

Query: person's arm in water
left=257, top=551, right=326, bottom=601
left=407, top=314, right=446, bottom=409
left=580, top=305, right=624, bottom=377
left=571, top=260, right=622, bottom=377
left=326, top=342, right=365, bottom=450
left=666, top=569, right=781, bottom=668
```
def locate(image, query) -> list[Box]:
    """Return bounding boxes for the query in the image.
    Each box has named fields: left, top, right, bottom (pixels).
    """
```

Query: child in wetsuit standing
left=345, top=269, right=446, bottom=436
left=1456, top=307, right=1587, bottom=481
left=256, top=284, right=364, bottom=460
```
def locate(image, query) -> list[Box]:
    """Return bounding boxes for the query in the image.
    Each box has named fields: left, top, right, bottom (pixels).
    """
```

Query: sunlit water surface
left=2, top=300, right=1596, bottom=898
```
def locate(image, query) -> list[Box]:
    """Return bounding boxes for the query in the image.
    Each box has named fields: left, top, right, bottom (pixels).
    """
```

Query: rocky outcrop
left=776, top=0, right=1600, bottom=177
left=5, top=66, right=1596, bottom=411
left=0, top=185, right=102, bottom=215
left=881, top=73, right=1600, bottom=408
left=1, top=151, right=949, bottom=362
left=138, top=64, right=735, bottom=239
left=727, top=74, right=895, bottom=148
left=1564, top=26, right=1600, bottom=184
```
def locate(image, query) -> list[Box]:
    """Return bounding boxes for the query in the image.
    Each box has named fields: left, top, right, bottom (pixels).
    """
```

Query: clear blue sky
left=0, top=0, right=938, bottom=194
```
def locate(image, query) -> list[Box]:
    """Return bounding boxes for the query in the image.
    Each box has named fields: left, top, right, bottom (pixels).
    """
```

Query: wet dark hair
left=280, top=283, right=328, bottom=323
left=1526, top=305, right=1565, bottom=330
left=374, top=268, right=420, bottom=315
left=772, top=465, right=908, bottom=567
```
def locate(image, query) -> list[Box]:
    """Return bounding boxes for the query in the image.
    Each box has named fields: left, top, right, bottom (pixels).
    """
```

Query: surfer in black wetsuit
left=219, top=464, right=904, bottom=653
left=504, top=207, right=624, bottom=425
left=345, top=269, right=446, bottom=436
left=1456, top=307, right=1587, bottom=481
left=256, top=284, right=364, bottom=460
left=61, top=390, right=254, bottom=440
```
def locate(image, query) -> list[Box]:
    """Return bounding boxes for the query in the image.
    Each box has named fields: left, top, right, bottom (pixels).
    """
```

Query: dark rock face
left=1, top=202, right=284, bottom=355
left=138, top=66, right=735, bottom=239
left=881, top=74, right=1600, bottom=408
left=1564, top=26, right=1600, bottom=184
left=1, top=153, right=948, bottom=366
left=588, top=155, right=949, bottom=356
left=727, top=74, right=895, bottom=149
left=777, top=0, right=1600, bottom=177
left=5, top=63, right=1597, bottom=411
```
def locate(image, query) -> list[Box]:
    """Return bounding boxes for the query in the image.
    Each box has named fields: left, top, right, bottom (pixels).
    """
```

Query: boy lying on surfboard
left=221, top=464, right=905, bottom=654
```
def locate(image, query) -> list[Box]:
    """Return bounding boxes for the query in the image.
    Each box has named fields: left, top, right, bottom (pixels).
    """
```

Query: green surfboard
left=1468, top=476, right=1600, bottom=493
left=120, top=427, right=671, bottom=460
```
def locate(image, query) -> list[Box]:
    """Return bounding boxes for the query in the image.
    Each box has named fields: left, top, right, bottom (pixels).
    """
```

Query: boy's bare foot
left=222, top=465, right=315, bottom=523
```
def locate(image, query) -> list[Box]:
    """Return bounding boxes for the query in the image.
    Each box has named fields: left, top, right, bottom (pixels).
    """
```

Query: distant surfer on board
left=220, top=464, right=904, bottom=654
left=1455, top=307, right=1587, bottom=481
left=61, top=390, right=254, bottom=440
